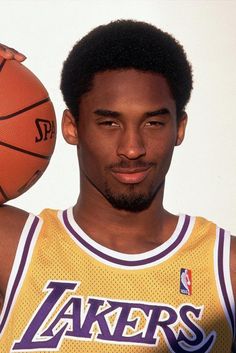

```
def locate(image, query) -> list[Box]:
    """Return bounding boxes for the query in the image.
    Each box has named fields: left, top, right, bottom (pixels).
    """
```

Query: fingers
left=0, top=43, right=26, bottom=62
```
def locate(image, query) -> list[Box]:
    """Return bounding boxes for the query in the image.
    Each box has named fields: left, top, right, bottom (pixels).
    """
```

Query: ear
left=175, top=112, right=188, bottom=146
left=61, top=109, right=79, bottom=145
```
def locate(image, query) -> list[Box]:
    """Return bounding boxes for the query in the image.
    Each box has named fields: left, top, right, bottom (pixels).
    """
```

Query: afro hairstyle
left=60, top=19, right=193, bottom=120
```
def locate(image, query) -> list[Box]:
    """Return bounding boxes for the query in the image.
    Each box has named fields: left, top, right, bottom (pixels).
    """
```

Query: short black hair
left=60, top=19, right=193, bottom=120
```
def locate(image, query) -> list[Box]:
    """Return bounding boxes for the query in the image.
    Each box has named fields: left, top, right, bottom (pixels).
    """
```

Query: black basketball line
left=0, top=58, right=6, bottom=73
left=18, top=169, right=42, bottom=194
left=0, top=98, right=50, bottom=121
left=0, top=141, right=50, bottom=160
left=0, top=185, right=9, bottom=202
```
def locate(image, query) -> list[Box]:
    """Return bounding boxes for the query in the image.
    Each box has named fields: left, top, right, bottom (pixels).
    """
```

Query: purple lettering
left=98, top=301, right=149, bottom=343
left=42, top=297, right=83, bottom=337
left=13, top=281, right=78, bottom=350
left=148, top=304, right=178, bottom=347
left=176, top=305, right=216, bottom=352
left=12, top=281, right=217, bottom=352
left=144, top=305, right=172, bottom=344
left=79, top=298, right=115, bottom=340
left=100, top=301, right=162, bottom=345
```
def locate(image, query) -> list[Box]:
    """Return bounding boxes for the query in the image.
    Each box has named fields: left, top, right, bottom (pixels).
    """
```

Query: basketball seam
left=0, top=58, right=6, bottom=73
left=0, top=98, right=50, bottom=120
left=0, top=141, right=51, bottom=160
left=0, top=186, right=8, bottom=202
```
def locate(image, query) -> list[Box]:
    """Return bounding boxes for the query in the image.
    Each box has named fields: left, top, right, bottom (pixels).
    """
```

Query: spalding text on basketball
left=35, top=119, right=56, bottom=142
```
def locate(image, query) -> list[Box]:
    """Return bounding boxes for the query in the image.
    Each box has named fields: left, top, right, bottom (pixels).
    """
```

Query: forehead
left=81, top=69, right=175, bottom=108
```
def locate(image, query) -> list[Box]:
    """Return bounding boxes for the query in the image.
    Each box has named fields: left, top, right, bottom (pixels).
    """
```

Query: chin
left=103, top=179, right=165, bottom=212
left=109, top=196, right=154, bottom=212
left=104, top=188, right=155, bottom=213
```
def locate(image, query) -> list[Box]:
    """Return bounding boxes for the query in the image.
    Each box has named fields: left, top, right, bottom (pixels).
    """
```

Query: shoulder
left=230, top=235, right=236, bottom=302
left=194, top=216, right=236, bottom=303
left=0, top=205, right=29, bottom=240
left=0, top=205, right=29, bottom=297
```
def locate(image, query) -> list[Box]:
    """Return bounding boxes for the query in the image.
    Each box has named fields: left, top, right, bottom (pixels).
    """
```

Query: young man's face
left=65, top=69, right=187, bottom=212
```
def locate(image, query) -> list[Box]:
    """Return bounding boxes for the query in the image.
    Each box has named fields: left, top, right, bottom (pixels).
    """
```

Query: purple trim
left=0, top=216, right=39, bottom=334
left=63, top=210, right=190, bottom=267
left=218, top=228, right=235, bottom=337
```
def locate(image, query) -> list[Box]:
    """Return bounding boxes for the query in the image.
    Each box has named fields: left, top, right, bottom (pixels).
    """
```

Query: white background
left=1, top=0, right=236, bottom=233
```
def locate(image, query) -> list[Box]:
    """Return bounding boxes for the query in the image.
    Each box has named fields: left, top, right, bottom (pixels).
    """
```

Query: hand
left=0, top=43, right=26, bottom=61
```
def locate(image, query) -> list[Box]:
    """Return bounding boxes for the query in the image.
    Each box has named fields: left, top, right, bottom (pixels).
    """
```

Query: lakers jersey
left=0, top=208, right=235, bottom=352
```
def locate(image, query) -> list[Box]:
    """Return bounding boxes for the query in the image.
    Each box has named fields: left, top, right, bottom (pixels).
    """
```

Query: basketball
left=0, top=56, right=56, bottom=204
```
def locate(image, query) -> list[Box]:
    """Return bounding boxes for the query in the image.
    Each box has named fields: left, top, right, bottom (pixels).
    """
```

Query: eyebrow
left=145, top=108, right=170, bottom=117
left=93, top=108, right=170, bottom=118
left=93, top=109, right=120, bottom=117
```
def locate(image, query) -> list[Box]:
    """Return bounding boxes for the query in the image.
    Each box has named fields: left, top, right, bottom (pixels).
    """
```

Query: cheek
left=146, top=131, right=177, bottom=160
left=78, top=144, right=99, bottom=170
left=78, top=125, right=117, bottom=159
left=77, top=138, right=111, bottom=178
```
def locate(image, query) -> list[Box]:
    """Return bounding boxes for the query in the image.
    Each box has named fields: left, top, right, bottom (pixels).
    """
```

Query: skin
left=0, top=43, right=26, bottom=61
left=0, top=48, right=235, bottom=347
left=63, top=70, right=187, bottom=252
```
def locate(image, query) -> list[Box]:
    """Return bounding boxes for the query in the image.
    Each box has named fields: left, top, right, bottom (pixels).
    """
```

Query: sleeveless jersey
left=0, top=208, right=235, bottom=352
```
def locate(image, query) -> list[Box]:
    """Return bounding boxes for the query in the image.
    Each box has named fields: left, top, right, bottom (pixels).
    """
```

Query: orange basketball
left=0, top=56, right=56, bottom=204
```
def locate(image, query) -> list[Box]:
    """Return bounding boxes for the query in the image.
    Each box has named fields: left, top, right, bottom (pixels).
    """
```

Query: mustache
left=107, top=161, right=156, bottom=170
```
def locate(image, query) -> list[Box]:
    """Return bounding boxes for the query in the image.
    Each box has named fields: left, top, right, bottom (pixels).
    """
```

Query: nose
left=117, top=127, right=146, bottom=160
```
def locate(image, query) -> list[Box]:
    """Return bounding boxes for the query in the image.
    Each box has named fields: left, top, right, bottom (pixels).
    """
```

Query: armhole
left=0, top=213, right=43, bottom=337
left=214, top=227, right=236, bottom=339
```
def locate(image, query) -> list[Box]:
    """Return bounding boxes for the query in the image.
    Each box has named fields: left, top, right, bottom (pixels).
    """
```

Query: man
left=0, top=20, right=235, bottom=352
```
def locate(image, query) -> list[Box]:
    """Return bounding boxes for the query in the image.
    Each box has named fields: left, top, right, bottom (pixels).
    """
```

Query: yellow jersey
left=0, top=208, right=235, bottom=352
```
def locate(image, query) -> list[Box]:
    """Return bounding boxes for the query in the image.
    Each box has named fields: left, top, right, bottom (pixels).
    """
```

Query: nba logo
left=180, top=268, right=192, bottom=295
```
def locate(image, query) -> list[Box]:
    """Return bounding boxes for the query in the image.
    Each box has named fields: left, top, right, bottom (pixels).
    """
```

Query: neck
left=73, top=180, right=177, bottom=254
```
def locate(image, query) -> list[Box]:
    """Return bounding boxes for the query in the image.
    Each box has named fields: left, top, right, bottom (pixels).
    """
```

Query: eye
left=145, top=120, right=165, bottom=127
left=98, top=120, right=120, bottom=127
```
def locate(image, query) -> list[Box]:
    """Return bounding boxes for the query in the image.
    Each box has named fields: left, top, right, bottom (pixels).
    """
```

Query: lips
left=111, top=167, right=152, bottom=184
